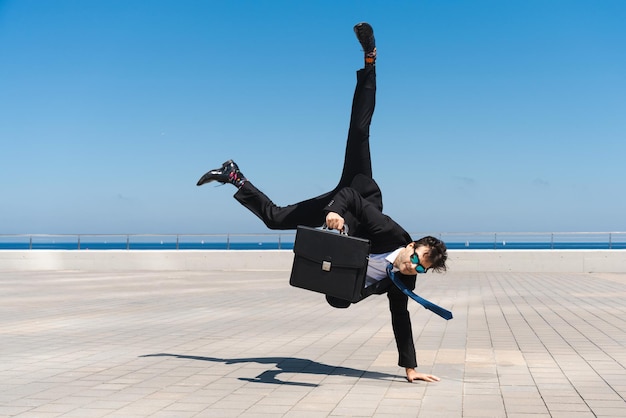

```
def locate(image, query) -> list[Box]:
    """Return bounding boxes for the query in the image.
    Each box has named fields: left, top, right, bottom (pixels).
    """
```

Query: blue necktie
left=386, top=264, right=453, bottom=320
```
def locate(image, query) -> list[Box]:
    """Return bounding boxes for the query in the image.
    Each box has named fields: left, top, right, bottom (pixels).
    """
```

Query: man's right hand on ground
left=406, top=368, right=441, bottom=383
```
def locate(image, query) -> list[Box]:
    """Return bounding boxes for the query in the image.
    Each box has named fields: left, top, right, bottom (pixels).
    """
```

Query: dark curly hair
left=414, top=236, right=447, bottom=272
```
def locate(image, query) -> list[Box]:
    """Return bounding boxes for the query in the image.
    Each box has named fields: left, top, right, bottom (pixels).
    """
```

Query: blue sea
left=2, top=232, right=625, bottom=251
left=0, top=242, right=291, bottom=250
left=1, top=241, right=625, bottom=250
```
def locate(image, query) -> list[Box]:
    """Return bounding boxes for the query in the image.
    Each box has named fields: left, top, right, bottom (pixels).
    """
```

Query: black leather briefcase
left=289, top=226, right=371, bottom=302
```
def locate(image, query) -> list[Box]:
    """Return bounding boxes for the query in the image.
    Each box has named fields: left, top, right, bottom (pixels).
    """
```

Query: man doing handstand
left=197, top=23, right=448, bottom=383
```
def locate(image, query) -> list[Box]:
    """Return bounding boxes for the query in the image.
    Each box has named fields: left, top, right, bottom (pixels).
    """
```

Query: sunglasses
left=410, top=249, right=429, bottom=274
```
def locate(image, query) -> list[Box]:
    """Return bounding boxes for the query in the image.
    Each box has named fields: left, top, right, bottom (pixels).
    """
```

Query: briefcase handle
left=322, top=223, right=349, bottom=235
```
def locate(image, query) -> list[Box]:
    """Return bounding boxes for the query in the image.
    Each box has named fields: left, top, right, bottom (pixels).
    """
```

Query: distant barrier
left=431, top=231, right=626, bottom=250
left=2, top=249, right=626, bottom=273
left=0, top=233, right=297, bottom=250
left=1, top=232, right=626, bottom=250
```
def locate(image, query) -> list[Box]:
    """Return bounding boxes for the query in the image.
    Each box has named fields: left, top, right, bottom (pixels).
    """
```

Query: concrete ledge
left=449, top=250, right=626, bottom=273
left=0, top=250, right=293, bottom=272
left=1, top=249, right=625, bottom=273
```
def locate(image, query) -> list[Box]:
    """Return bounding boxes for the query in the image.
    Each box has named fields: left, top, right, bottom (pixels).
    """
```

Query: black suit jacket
left=324, top=181, right=421, bottom=368
left=324, top=185, right=412, bottom=254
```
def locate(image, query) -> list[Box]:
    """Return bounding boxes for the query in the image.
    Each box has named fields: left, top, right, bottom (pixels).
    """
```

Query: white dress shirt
left=365, top=247, right=402, bottom=287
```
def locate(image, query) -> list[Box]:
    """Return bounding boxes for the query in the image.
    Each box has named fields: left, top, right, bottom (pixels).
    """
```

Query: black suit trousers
left=229, top=66, right=419, bottom=369
left=233, top=66, right=380, bottom=230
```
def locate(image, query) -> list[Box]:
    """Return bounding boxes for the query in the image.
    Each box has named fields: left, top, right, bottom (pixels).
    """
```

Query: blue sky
left=1, top=0, right=625, bottom=235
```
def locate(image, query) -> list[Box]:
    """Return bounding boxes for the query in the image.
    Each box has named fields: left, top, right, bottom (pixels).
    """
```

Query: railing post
left=278, top=234, right=281, bottom=250
left=78, top=235, right=81, bottom=250
left=176, top=234, right=179, bottom=250
left=29, top=235, right=32, bottom=250
left=551, top=233, right=554, bottom=250
left=227, top=234, right=230, bottom=250
left=609, top=232, right=612, bottom=249
left=126, top=235, right=130, bottom=250
left=494, top=233, right=497, bottom=250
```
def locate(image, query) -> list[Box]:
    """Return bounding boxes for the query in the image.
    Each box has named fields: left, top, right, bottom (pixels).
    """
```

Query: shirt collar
left=385, top=247, right=404, bottom=271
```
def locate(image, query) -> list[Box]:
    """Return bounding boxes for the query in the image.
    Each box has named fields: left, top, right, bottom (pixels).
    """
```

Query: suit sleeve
left=324, top=187, right=409, bottom=252
left=326, top=187, right=419, bottom=368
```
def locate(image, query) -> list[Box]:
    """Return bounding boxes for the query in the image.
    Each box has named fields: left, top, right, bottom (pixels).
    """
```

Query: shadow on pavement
left=140, top=353, right=400, bottom=387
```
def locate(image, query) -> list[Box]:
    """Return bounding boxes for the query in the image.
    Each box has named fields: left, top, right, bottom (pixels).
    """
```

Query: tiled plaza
left=1, top=268, right=625, bottom=417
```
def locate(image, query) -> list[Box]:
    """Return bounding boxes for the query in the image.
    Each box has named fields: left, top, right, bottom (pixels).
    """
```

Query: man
left=197, top=23, right=448, bottom=383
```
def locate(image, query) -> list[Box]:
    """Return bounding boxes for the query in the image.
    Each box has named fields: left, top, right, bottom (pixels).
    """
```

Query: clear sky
left=1, top=0, right=625, bottom=235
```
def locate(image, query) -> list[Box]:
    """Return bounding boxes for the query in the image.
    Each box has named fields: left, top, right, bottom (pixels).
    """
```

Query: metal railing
left=0, top=233, right=297, bottom=251
left=428, top=231, right=626, bottom=250
left=1, top=232, right=626, bottom=250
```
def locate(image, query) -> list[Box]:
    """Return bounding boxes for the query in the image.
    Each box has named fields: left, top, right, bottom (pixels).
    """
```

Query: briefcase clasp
left=321, top=260, right=332, bottom=271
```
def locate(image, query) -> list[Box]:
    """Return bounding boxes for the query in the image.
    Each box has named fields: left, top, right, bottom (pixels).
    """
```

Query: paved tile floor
left=1, top=269, right=625, bottom=417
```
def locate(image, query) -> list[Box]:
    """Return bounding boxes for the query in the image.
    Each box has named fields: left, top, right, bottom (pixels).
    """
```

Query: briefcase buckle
left=321, top=261, right=332, bottom=271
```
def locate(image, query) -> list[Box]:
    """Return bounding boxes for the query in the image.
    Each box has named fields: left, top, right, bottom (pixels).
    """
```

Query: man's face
left=393, top=243, right=433, bottom=275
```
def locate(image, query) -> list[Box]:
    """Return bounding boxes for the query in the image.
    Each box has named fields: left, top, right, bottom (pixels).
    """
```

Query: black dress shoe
left=196, top=159, right=245, bottom=186
left=353, top=22, right=376, bottom=56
